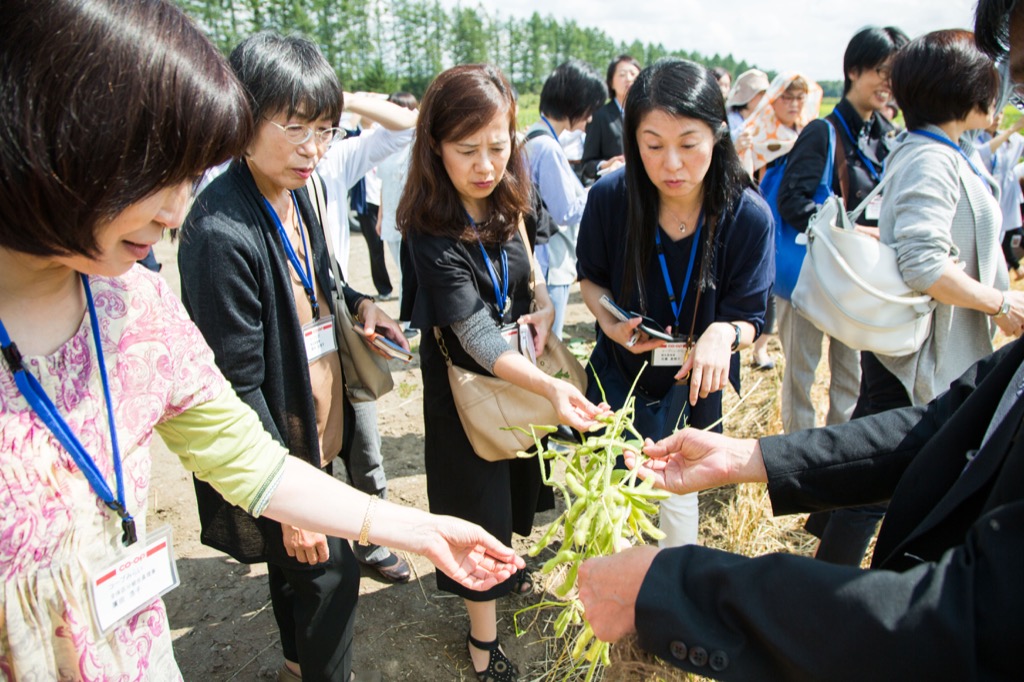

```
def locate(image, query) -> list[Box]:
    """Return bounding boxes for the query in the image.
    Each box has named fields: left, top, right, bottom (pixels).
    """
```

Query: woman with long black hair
left=577, top=58, right=773, bottom=547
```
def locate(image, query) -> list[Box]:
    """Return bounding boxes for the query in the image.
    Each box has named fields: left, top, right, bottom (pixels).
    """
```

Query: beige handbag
left=306, top=173, right=394, bottom=402
left=438, top=223, right=588, bottom=462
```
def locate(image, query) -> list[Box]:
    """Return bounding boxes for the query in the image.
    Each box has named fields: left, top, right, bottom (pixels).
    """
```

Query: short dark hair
left=388, top=92, right=419, bottom=111
left=397, top=64, right=530, bottom=243
left=539, top=60, right=608, bottom=125
left=711, top=66, right=731, bottom=81
left=607, top=55, right=643, bottom=100
left=0, top=0, right=251, bottom=258
left=620, top=58, right=752, bottom=310
left=975, top=0, right=1016, bottom=59
left=891, top=29, right=999, bottom=130
left=843, top=26, right=910, bottom=94
left=229, top=31, right=343, bottom=125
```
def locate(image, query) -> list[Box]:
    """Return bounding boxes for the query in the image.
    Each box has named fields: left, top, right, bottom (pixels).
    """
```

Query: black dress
left=409, top=226, right=554, bottom=600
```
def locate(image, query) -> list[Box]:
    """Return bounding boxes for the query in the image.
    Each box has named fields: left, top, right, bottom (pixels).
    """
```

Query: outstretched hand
left=624, top=428, right=765, bottom=495
left=414, top=516, right=527, bottom=591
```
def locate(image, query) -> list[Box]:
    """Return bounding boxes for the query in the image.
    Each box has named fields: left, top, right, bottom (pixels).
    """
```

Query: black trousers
left=268, top=535, right=360, bottom=681
left=804, top=351, right=909, bottom=565
left=355, top=203, right=392, bottom=297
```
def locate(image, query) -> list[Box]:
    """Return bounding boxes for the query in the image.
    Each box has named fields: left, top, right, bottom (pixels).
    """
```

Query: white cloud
left=439, top=0, right=978, bottom=81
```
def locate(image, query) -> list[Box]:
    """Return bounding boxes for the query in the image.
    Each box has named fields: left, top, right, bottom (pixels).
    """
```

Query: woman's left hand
left=675, top=322, right=733, bottom=406
left=357, top=300, right=410, bottom=355
left=414, top=515, right=527, bottom=591
left=520, top=302, right=555, bottom=358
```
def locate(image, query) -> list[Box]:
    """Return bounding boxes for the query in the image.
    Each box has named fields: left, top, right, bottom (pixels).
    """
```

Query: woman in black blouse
left=397, top=64, right=606, bottom=682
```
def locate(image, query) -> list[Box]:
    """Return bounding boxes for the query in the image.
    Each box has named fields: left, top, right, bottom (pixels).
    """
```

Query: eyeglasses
left=265, top=119, right=346, bottom=148
left=779, top=93, right=806, bottom=104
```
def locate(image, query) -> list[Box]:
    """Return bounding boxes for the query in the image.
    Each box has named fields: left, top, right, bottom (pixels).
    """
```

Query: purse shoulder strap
left=515, top=218, right=539, bottom=307
left=831, top=120, right=852, bottom=205
left=305, top=171, right=350, bottom=294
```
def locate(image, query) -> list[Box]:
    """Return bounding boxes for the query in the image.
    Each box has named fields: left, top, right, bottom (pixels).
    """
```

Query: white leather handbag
left=790, top=154, right=936, bottom=357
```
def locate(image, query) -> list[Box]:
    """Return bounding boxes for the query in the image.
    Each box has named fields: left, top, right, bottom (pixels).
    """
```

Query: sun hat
left=725, top=69, right=770, bottom=108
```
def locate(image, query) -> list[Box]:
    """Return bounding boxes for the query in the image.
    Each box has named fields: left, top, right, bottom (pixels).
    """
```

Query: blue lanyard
left=911, top=129, right=986, bottom=182
left=832, top=109, right=882, bottom=183
left=539, top=115, right=559, bottom=141
left=654, top=210, right=704, bottom=330
left=465, top=211, right=510, bottom=317
left=263, top=193, right=320, bottom=319
left=614, top=99, right=624, bottom=119
left=0, top=275, right=136, bottom=546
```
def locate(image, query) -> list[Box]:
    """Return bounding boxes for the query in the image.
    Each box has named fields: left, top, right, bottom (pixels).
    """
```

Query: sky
left=439, top=0, right=979, bottom=82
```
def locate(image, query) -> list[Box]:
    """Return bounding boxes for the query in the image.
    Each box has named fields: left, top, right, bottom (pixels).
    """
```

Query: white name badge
left=652, top=342, right=690, bottom=367
left=864, top=195, right=884, bottom=222
left=303, top=315, right=338, bottom=363
left=87, top=525, right=180, bottom=634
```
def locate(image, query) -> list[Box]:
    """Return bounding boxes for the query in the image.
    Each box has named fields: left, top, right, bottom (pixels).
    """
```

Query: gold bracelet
left=357, top=496, right=378, bottom=546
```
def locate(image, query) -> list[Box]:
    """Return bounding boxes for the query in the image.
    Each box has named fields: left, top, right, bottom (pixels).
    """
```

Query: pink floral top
left=0, top=268, right=233, bottom=681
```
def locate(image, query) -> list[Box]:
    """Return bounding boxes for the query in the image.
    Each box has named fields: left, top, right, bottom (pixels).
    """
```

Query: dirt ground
left=151, top=231, right=609, bottom=681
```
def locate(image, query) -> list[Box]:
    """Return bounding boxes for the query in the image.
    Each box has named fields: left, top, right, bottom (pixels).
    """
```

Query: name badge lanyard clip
left=910, top=129, right=987, bottom=183
left=833, top=109, right=882, bottom=183
left=654, top=210, right=704, bottom=334
left=264, top=193, right=320, bottom=320
left=465, top=211, right=510, bottom=318
left=0, top=274, right=136, bottom=546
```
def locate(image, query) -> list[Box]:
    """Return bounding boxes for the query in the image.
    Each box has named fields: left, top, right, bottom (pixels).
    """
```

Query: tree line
left=174, top=0, right=844, bottom=99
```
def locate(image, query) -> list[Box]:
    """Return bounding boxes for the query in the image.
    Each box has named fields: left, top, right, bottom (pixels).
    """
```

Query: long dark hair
left=620, top=58, right=752, bottom=311
left=397, top=64, right=529, bottom=243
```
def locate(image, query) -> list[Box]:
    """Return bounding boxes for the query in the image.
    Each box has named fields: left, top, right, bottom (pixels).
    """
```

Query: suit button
left=669, top=640, right=688, bottom=661
left=689, top=646, right=708, bottom=667
left=710, top=650, right=729, bottom=671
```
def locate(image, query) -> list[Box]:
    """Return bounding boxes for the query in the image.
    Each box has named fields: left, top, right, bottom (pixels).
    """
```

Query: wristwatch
left=730, top=323, right=742, bottom=352
left=992, top=292, right=1011, bottom=318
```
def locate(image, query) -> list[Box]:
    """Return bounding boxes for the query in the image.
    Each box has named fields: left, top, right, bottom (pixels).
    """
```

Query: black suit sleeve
left=635, top=523, right=1021, bottom=681
left=777, top=118, right=831, bottom=231
left=761, top=341, right=1011, bottom=515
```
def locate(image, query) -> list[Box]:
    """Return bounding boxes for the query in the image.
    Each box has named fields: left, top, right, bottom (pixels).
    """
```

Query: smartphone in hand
left=597, top=295, right=674, bottom=342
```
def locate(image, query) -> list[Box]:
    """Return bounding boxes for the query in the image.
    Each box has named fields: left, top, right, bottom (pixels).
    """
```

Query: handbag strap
left=305, top=171, right=352, bottom=301
left=821, top=120, right=837, bottom=199
left=514, top=218, right=539, bottom=311
left=831, top=120, right=852, bottom=205
left=432, top=327, right=455, bottom=368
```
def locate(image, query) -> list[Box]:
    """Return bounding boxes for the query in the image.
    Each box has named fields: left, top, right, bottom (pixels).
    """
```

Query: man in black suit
left=576, top=11, right=1024, bottom=677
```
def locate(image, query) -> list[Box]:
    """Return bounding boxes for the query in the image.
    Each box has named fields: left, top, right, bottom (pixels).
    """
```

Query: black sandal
left=510, top=569, right=534, bottom=596
left=467, top=633, right=519, bottom=682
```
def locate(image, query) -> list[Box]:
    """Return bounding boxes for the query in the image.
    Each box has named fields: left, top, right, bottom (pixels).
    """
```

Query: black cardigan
left=178, top=160, right=364, bottom=564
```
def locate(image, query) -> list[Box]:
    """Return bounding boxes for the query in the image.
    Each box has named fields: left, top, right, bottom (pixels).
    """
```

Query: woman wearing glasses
left=577, top=59, right=774, bottom=548
left=178, top=32, right=410, bottom=681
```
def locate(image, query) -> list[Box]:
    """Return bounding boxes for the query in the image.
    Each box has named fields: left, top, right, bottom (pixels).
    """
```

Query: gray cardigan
left=877, top=125, right=1007, bottom=404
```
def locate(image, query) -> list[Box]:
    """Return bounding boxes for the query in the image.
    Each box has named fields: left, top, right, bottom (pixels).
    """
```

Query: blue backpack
left=760, top=121, right=835, bottom=300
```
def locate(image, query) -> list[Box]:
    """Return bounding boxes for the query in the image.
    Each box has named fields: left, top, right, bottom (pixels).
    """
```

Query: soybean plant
left=513, top=373, right=668, bottom=681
